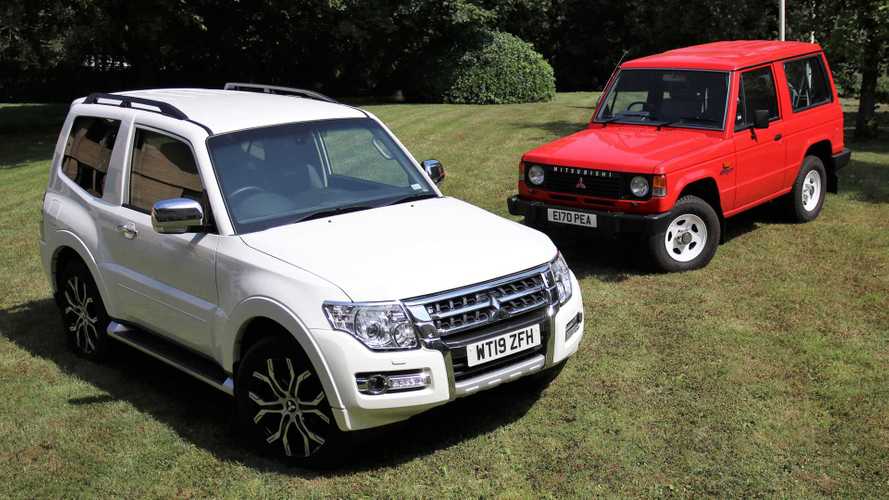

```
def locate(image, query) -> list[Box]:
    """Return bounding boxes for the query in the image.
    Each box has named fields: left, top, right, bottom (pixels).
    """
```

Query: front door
left=98, top=126, right=218, bottom=353
left=733, top=64, right=787, bottom=208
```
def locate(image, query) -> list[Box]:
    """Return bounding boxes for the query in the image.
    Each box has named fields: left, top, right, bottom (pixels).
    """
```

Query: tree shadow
left=0, top=104, right=68, bottom=169
left=0, top=298, right=550, bottom=476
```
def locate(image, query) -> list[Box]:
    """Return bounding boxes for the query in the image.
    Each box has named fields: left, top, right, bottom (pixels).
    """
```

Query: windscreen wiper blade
left=297, top=205, right=374, bottom=222
left=656, top=116, right=720, bottom=130
left=387, top=192, right=439, bottom=206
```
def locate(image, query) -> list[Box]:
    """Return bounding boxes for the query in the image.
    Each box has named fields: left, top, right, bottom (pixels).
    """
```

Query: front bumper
left=312, top=273, right=584, bottom=431
left=507, top=195, right=670, bottom=236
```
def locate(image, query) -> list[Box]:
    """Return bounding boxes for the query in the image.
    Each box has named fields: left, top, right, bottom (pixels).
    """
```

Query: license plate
left=466, top=325, right=541, bottom=367
left=547, top=208, right=597, bottom=228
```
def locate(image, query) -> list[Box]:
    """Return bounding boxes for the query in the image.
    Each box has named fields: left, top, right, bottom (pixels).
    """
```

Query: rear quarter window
left=61, top=116, right=121, bottom=197
left=784, top=55, right=832, bottom=111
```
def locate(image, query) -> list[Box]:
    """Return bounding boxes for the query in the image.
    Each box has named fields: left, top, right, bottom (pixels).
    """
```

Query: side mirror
left=151, top=198, right=204, bottom=234
left=421, top=159, right=445, bottom=185
left=753, top=109, right=770, bottom=129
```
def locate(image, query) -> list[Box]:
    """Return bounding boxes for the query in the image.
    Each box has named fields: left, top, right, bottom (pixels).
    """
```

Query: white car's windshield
left=596, top=69, right=729, bottom=130
left=208, top=118, right=436, bottom=233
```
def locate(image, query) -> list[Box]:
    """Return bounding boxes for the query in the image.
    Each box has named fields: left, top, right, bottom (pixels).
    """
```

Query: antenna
left=594, top=49, right=630, bottom=126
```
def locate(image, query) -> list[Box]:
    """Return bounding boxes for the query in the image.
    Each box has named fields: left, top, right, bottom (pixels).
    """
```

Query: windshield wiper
left=599, top=111, right=652, bottom=126
left=656, top=116, right=720, bottom=130
left=297, top=205, right=374, bottom=222
left=387, top=192, right=439, bottom=206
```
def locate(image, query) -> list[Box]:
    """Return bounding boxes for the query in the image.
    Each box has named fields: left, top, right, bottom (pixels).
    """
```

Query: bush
left=421, top=31, right=556, bottom=104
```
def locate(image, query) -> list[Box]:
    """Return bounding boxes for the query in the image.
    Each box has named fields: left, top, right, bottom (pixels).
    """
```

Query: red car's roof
left=621, top=40, right=823, bottom=71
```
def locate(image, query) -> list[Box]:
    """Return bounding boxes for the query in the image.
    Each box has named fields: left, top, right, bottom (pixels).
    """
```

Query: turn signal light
left=652, top=175, right=667, bottom=197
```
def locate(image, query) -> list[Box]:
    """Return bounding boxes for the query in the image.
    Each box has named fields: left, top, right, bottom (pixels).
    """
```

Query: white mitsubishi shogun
left=39, top=84, right=585, bottom=465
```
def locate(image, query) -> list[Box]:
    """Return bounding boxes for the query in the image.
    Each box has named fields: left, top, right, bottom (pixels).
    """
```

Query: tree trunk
left=856, top=61, right=878, bottom=139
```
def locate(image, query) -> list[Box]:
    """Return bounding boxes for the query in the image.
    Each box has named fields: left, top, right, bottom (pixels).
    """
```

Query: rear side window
left=736, top=67, right=780, bottom=129
left=61, top=116, right=121, bottom=197
left=128, top=129, right=204, bottom=213
left=784, top=56, right=832, bottom=111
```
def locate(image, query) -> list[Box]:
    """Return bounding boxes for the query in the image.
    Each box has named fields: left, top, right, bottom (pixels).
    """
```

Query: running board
left=107, top=321, right=234, bottom=396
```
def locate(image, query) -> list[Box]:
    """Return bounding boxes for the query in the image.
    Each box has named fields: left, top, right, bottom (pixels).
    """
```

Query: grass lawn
left=0, top=94, right=887, bottom=497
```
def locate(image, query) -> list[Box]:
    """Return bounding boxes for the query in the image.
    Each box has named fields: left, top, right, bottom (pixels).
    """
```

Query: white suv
left=39, top=84, right=585, bottom=465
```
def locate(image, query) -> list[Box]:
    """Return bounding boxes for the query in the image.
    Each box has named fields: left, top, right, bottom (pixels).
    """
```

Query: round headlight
left=527, top=165, right=545, bottom=186
left=630, top=176, right=650, bottom=197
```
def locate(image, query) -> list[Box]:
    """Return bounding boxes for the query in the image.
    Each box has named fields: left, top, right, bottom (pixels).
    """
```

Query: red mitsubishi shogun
left=507, top=41, right=851, bottom=271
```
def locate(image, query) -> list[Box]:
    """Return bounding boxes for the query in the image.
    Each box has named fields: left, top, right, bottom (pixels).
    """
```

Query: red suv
left=508, top=41, right=851, bottom=271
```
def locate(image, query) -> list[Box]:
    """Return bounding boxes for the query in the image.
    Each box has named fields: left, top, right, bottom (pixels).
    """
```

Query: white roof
left=104, top=88, right=366, bottom=135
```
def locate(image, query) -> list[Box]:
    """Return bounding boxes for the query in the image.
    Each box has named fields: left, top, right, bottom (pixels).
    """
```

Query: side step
left=107, top=321, right=234, bottom=396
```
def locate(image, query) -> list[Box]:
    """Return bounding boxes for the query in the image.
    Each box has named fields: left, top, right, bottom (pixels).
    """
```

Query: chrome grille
left=404, top=264, right=554, bottom=338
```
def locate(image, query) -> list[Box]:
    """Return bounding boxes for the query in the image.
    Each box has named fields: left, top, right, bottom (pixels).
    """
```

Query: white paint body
left=39, top=89, right=585, bottom=431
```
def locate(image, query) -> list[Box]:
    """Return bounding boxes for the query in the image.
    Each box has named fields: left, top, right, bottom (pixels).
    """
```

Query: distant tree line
left=1, top=0, right=885, bottom=135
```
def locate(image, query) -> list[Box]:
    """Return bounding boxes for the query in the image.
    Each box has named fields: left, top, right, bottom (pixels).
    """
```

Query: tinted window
left=596, top=69, right=730, bottom=130
left=129, top=129, right=203, bottom=213
left=208, top=118, right=435, bottom=233
left=736, top=67, right=780, bottom=129
left=784, top=56, right=832, bottom=111
left=61, top=116, right=121, bottom=197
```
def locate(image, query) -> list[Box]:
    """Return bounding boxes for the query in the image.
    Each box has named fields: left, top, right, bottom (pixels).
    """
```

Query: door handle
left=116, top=222, right=138, bottom=240
left=774, top=133, right=783, bottom=141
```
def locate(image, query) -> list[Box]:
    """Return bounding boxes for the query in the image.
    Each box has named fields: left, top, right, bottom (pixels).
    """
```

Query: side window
left=322, top=126, right=410, bottom=187
left=784, top=56, right=832, bottom=111
left=128, top=129, right=204, bottom=213
left=61, top=116, right=121, bottom=197
left=736, top=67, right=780, bottom=129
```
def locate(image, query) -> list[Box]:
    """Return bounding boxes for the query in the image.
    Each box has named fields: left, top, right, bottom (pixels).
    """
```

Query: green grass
left=1, top=94, right=887, bottom=497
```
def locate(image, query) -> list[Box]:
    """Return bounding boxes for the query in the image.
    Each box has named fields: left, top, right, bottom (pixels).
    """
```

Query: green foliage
left=427, top=31, right=555, bottom=104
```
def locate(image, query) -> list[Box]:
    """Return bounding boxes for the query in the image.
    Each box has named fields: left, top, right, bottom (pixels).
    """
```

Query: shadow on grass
left=0, top=297, right=550, bottom=476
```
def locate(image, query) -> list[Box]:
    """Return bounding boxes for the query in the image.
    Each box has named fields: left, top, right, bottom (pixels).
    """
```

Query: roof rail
left=223, top=82, right=338, bottom=104
left=83, top=93, right=190, bottom=120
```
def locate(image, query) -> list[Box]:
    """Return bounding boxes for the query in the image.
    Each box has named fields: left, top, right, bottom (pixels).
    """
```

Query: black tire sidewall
left=58, top=260, right=111, bottom=360
left=648, top=195, right=721, bottom=272
left=236, top=336, right=343, bottom=467
left=791, top=156, right=827, bottom=222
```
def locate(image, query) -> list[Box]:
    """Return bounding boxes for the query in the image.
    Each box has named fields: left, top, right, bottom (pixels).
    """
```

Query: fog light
left=356, top=371, right=431, bottom=395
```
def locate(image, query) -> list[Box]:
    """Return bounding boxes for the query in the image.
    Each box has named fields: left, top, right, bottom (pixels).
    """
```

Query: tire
left=647, top=195, right=721, bottom=272
left=57, top=259, right=112, bottom=360
left=236, top=336, right=344, bottom=467
left=788, top=155, right=827, bottom=222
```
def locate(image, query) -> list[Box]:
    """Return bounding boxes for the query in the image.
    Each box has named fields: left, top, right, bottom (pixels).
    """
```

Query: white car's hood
left=240, top=197, right=557, bottom=302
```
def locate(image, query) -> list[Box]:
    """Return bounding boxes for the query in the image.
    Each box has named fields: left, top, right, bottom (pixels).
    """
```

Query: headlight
left=630, top=176, right=650, bottom=197
left=323, top=302, right=418, bottom=350
left=551, top=253, right=573, bottom=305
left=528, top=165, right=545, bottom=185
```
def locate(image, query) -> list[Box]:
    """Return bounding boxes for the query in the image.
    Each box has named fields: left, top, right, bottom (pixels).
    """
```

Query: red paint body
left=516, top=41, right=845, bottom=220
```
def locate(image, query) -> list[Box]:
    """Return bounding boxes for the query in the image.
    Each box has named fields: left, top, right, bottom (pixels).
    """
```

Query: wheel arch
left=802, top=139, right=836, bottom=193
left=675, top=177, right=724, bottom=243
left=48, top=233, right=112, bottom=312
left=226, top=297, right=344, bottom=410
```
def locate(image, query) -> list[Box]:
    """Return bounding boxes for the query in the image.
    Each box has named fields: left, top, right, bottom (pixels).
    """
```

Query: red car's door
left=732, top=64, right=788, bottom=209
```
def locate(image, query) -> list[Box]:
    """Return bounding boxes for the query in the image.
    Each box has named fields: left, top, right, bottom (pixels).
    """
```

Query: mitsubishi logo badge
left=576, top=177, right=587, bottom=189
left=489, top=293, right=508, bottom=319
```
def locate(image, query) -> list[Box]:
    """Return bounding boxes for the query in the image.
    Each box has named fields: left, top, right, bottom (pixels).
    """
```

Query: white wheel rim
left=801, top=169, right=822, bottom=212
left=664, top=213, right=708, bottom=263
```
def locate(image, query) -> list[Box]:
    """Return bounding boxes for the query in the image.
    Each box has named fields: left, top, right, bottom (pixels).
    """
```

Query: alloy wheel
left=63, top=276, right=99, bottom=354
left=249, top=357, right=330, bottom=458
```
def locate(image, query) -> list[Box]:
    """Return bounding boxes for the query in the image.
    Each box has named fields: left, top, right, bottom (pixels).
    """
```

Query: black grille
left=527, top=163, right=625, bottom=199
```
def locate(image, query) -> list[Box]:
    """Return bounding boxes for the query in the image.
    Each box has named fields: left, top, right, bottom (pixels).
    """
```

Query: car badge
left=576, top=177, right=587, bottom=189
left=489, top=293, right=508, bottom=319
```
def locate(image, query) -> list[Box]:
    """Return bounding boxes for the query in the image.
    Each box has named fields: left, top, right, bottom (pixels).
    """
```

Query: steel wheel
left=664, top=213, right=708, bottom=263
left=801, top=169, right=822, bottom=212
